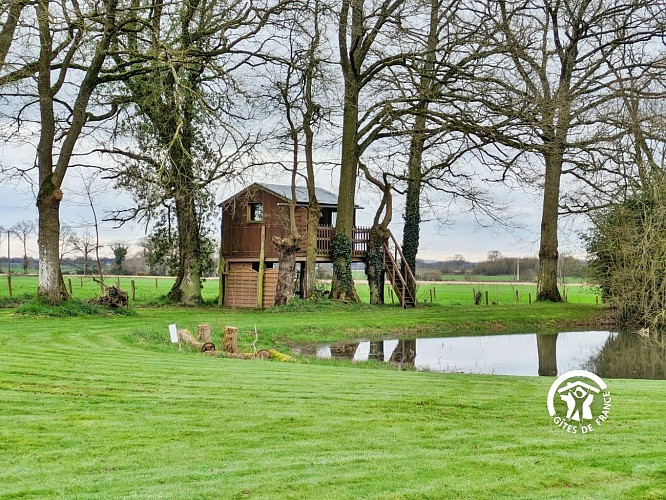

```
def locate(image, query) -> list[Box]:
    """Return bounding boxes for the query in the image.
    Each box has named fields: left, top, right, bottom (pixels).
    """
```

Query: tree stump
left=223, top=326, right=238, bottom=354
left=198, top=324, right=212, bottom=343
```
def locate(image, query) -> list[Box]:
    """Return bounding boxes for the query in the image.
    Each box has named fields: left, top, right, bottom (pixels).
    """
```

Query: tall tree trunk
left=35, top=1, right=67, bottom=303
left=0, top=0, right=28, bottom=68
left=537, top=152, right=563, bottom=302
left=273, top=235, right=301, bottom=306
left=366, top=225, right=387, bottom=305
left=302, top=0, right=321, bottom=300
left=331, top=79, right=360, bottom=301
left=332, top=0, right=361, bottom=302
left=401, top=0, right=437, bottom=293
left=36, top=186, right=68, bottom=303
left=403, top=118, right=425, bottom=291
left=167, top=192, right=202, bottom=305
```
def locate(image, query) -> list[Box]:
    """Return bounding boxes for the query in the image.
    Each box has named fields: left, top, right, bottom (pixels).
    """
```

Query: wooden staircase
left=383, top=231, right=417, bottom=308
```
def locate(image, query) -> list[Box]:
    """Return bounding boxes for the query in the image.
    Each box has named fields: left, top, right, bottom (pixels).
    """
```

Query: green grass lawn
left=0, top=279, right=662, bottom=498
left=0, top=308, right=664, bottom=499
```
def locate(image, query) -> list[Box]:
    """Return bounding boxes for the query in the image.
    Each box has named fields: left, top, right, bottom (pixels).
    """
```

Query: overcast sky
left=0, top=142, right=588, bottom=263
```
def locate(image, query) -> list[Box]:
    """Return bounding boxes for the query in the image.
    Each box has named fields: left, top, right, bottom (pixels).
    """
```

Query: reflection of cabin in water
left=219, top=182, right=416, bottom=308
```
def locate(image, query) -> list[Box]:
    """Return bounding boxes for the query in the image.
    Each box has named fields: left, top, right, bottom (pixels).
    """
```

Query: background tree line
left=1, top=0, right=664, bottom=316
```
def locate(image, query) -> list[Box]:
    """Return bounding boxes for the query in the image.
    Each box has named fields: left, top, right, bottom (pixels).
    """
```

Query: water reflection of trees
left=325, top=340, right=417, bottom=367
left=584, top=333, right=666, bottom=379
left=389, top=340, right=416, bottom=366
left=537, top=333, right=558, bottom=376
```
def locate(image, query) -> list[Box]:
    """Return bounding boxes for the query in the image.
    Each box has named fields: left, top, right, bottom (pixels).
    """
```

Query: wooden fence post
left=485, top=291, right=489, bottom=305
left=68, top=278, right=73, bottom=296
left=131, top=280, right=136, bottom=301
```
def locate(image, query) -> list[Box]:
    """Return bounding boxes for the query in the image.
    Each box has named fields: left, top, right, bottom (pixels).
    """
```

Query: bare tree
left=103, top=0, right=290, bottom=305
left=261, top=0, right=331, bottom=303
left=450, top=0, right=666, bottom=301
left=397, top=0, right=499, bottom=282
left=332, top=0, right=410, bottom=301
left=0, top=0, right=125, bottom=303
left=358, top=162, right=393, bottom=304
left=59, top=224, right=77, bottom=262
left=10, top=220, right=35, bottom=275
left=72, top=231, right=96, bottom=276
left=0, top=0, right=29, bottom=68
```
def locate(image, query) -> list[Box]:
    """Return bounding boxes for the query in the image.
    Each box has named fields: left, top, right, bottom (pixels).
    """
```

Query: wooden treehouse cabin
left=218, top=182, right=417, bottom=308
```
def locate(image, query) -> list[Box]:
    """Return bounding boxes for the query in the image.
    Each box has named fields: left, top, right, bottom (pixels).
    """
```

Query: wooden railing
left=382, top=230, right=417, bottom=308
left=316, top=226, right=370, bottom=257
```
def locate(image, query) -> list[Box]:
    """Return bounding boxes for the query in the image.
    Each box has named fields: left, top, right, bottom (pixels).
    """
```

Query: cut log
left=223, top=326, right=238, bottom=354
left=178, top=329, right=203, bottom=349
left=197, top=324, right=212, bottom=343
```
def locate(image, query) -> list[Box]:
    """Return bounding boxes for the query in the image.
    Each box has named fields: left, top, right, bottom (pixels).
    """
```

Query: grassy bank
left=1, top=297, right=607, bottom=353
left=0, top=316, right=664, bottom=499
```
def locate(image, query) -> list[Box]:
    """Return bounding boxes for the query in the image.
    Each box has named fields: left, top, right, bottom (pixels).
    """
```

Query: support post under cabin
left=257, top=225, right=266, bottom=308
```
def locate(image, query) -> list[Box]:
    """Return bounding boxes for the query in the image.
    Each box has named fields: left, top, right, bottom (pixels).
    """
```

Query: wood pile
left=173, top=324, right=293, bottom=361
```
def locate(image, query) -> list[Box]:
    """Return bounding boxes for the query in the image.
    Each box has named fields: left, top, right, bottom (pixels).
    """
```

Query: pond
left=291, top=331, right=666, bottom=379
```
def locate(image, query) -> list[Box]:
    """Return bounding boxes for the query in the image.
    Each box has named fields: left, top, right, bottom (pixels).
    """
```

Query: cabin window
left=319, top=208, right=337, bottom=226
left=249, top=202, right=263, bottom=222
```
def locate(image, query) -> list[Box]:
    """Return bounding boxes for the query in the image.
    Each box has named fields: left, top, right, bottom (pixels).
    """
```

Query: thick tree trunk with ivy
left=401, top=0, right=438, bottom=293
left=366, top=225, right=388, bottom=305
left=403, top=121, right=425, bottom=294
left=331, top=79, right=360, bottom=302
left=167, top=191, right=202, bottom=305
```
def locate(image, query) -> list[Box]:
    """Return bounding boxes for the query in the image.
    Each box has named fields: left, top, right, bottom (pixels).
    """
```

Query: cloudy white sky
left=0, top=138, right=588, bottom=263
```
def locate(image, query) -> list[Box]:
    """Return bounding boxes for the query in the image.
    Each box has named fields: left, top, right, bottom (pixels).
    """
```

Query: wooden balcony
left=316, top=226, right=370, bottom=257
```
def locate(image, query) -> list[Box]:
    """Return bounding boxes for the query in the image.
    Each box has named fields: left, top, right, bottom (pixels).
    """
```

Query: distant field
left=0, top=275, right=600, bottom=306
left=0, top=275, right=220, bottom=303
left=0, top=274, right=600, bottom=306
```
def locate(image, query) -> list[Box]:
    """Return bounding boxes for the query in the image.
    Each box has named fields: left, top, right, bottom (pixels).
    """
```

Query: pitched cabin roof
left=219, top=182, right=361, bottom=208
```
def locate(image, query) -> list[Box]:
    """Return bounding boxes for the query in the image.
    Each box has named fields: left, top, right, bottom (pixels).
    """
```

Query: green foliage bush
left=585, top=176, right=666, bottom=331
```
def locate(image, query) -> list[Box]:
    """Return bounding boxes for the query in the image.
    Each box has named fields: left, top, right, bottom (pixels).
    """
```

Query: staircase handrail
left=386, top=230, right=418, bottom=293
left=382, top=239, right=409, bottom=307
